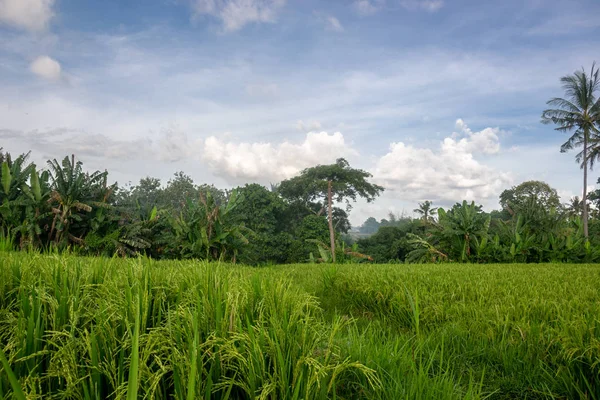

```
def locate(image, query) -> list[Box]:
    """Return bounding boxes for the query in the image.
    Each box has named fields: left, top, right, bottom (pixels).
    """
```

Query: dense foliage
left=0, top=151, right=383, bottom=264
left=2, top=147, right=600, bottom=264
left=2, top=253, right=600, bottom=399
left=357, top=190, right=600, bottom=264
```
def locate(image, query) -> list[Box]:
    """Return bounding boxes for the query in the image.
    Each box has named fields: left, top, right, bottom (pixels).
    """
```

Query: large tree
left=542, top=63, right=600, bottom=238
left=278, top=158, right=384, bottom=262
left=229, top=183, right=291, bottom=264
left=359, top=217, right=380, bottom=234
left=499, top=180, right=561, bottom=216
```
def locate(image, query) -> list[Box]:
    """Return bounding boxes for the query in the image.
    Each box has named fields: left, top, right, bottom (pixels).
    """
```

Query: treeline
left=1, top=150, right=383, bottom=264
left=357, top=181, right=600, bottom=263
left=3, top=148, right=599, bottom=264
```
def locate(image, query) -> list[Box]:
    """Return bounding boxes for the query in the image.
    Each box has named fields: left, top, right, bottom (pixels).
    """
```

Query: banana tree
left=170, top=190, right=251, bottom=262
left=498, top=216, right=537, bottom=262
left=437, top=201, right=490, bottom=262
left=0, top=152, right=35, bottom=231
left=47, top=155, right=109, bottom=247
left=405, top=233, right=449, bottom=263
left=306, top=238, right=373, bottom=263
left=116, top=206, right=163, bottom=257
left=14, top=167, right=52, bottom=249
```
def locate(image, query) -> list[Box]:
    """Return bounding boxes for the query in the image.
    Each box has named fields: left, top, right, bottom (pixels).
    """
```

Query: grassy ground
left=1, top=253, right=599, bottom=399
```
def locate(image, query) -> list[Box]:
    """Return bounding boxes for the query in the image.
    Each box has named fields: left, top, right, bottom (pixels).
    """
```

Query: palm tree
left=565, top=196, right=589, bottom=219
left=542, top=63, right=600, bottom=239
left=414, top=200, right=437, bottom=222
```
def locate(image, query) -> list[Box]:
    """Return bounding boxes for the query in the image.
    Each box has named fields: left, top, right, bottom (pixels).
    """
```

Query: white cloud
left=29, top=55, right=61, bottom=80
left=326, top=16, right=344, bottom=32
left=202, top=131, right=357, bottom=182
left=0, top=0, right=54, bottom=32
left=450, top=118, right=501, bottom=155
left=372, top=120, right=511, bottom=204
left=400, top=0, right=444, bottom=12
left=190, top=0, right=286, bottom=32
left=353, top=0, right=384, bottom=16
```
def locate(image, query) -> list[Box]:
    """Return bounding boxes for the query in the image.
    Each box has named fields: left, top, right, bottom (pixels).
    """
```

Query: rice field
left=1, top=253, right=600, bottom=399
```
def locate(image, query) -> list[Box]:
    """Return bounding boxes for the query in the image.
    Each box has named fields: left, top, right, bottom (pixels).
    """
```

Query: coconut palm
left=565, top=196, right=589, bottom=219
left=414, top=200, right=437, bottom=222
left=542, top=63, right=600, bottom=238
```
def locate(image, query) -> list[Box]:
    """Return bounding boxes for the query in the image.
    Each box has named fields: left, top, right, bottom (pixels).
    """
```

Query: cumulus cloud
left=353, top=0, right=384, bottom=16
left=190, top=0, right=286, bottom=32
left=372, top=119, right=511, bottom=203
left=202, top=131, right=357, bottom=182
left=0, top=0, right=54, bottom=32
left=400, top=0, right=444, bottom=12
left=29, top=55, right=61, bottom=80
left=450, top=118, right=501, bottom=155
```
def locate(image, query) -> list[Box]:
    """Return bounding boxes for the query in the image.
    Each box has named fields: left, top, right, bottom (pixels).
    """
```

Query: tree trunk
left=583, top=131, right=589, bottom=239
left=327, top=180, right=336, bottom=263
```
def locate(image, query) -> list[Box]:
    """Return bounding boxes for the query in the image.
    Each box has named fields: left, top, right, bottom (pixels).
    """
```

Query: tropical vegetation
left=2, top=147, right=600, bottom=264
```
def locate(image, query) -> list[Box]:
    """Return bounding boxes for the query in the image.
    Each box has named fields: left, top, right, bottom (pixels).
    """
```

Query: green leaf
left=0, top=347, right=27, bottom=400
left=30, top=167, right=42, bottom=201
left=149, top=206, right=157, bottom=221
left=1, top=161, right=11, bottom=195
left=126, top=295, right=140, bottom=400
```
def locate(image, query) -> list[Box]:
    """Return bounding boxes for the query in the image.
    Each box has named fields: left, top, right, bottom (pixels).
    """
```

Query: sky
left=1, top=0, right=600, bottom=226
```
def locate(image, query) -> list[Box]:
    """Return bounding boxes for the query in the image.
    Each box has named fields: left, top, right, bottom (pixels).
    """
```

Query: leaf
left=1, top=161, right=11, bottom=195
left=126, top=295, right=140, bottom=400
left=149, top=206, right=157, bottom=221
left=0, top=347, right=27, bottom=400
left=317, top=245, right=331, bottom=262
left=30, top=167, right=42, bottom=201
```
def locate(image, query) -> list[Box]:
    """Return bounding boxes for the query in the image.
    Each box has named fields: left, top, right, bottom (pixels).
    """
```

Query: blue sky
left=1, top=0, right=600, bottom=225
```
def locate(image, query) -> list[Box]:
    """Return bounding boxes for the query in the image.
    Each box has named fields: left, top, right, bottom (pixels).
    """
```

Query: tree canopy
left=278, top=158, right=384, bottom=262
left=499, top=180, right=562, bottom=215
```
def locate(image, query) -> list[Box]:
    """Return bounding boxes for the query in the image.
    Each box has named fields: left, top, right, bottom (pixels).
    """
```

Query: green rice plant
left=0, top=347, right=26, bottom=400
left=0, top=230, right=14, bottom=252
left=1, top=254, right=600, bottom=399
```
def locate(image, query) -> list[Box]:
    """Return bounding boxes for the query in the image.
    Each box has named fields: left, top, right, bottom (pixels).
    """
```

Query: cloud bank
left=373, top=119, right=511, bottom=203
left=202, top=131, right=357, bottom=182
